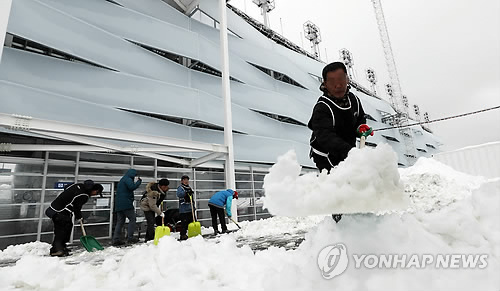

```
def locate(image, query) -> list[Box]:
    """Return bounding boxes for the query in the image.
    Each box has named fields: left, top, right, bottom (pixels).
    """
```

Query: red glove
left=357, top=124, right=374, bottom=137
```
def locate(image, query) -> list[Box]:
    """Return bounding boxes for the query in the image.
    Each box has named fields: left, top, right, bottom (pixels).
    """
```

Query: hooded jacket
left=115, top=169, right=142, bottom=212
left=140, top=182, right=166, bottom=216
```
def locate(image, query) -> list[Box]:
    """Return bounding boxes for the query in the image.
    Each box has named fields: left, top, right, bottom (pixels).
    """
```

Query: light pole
left=219, top=0, right=237, bottom=221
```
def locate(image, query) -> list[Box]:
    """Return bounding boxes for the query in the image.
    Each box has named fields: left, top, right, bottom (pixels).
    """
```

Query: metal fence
left=0, top=150, right=270, bottom=250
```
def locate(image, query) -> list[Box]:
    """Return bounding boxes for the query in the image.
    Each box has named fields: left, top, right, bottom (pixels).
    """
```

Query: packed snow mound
left=401, top=157, right=486, bottom=212
left=0, top=241, right=50, bottom=261
left=262, top=144, right=408, bottom=216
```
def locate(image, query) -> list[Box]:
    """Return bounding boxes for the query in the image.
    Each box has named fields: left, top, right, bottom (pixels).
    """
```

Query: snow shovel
left=79, top=220, right=104, bottom=252
left=187, top=194, right=201, bottom=238
left=229, top=217, right=241, bottom=230
left=154, top=216, right=171, bottom=245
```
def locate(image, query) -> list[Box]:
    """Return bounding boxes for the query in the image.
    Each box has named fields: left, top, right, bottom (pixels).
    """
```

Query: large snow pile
left=0, top=151, right=499, bottom=290
left=400, top=157, right=486, bottom=212
left=262, top=145, right=409, bottom=216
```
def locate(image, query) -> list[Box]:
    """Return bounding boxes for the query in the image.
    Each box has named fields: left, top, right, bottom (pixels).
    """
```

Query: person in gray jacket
left=140, top=178, right=169, bottom=242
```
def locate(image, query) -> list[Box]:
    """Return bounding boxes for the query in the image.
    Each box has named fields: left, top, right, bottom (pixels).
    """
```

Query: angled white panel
left=39, top=0, right=200, bottom=61
left=115, top=0, right=190, bottom=29
left=8, top=0, right=189, bottom=85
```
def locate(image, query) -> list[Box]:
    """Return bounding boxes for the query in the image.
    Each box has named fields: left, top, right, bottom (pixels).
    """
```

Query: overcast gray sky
left=231, top=0, right=500, bottom=151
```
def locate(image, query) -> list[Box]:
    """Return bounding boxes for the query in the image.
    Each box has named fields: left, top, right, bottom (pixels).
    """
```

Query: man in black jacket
left=308, top=62, right=373, bottom=223
left=45, top=180, right=103, bottom=256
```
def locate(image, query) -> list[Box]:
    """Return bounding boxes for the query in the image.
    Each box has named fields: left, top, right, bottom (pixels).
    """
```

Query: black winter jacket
left=308, top=91, right=366, bottom=167
left=48, top=182, right=93, bottom=219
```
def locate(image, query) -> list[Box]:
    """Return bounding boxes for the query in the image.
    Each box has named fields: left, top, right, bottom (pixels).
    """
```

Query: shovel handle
left=79, top=220, right=86, bottom=236
left=189, top=194, right=196, bottom=222
left=360, top=135, right=366, bottom=149
left=230, top=217, right=241, bottom=229
left=162, top=216, right=165, bottom=227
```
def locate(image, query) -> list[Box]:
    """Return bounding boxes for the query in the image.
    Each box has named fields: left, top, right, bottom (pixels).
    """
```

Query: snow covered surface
left=263, top=145, right=409, bottom=216
left=1, top=150, right=499, bottom=291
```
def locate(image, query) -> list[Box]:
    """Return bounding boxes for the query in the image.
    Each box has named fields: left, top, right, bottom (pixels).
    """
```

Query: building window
left=248, top=62, right=307, bottom=89
left=7, top=34, right=116, bottom=71
left=117, top=108, right=245, bottom=134
left=128, top=40, right=243, bottom=83
left=382, top=135, right=400, bottom=142
left=425, top=143, right=436, bottom=149
left=251, top=109, right=306, bottom=126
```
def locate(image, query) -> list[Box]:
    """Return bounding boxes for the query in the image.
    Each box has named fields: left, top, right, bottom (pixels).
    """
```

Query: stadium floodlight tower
left=252, top=0, right=275, bottom=27
left=366, top=68, right=377, bottom=94
left=413, top=104, right=421, bottom=122
left=303, top=21, right=322, bottom=59
left=339, top=48, right=355, bottom=79
left=372, top=0, right=417, bottom=163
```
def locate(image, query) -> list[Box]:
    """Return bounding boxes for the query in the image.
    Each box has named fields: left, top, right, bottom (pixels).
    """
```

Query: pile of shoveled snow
left=262, top=145, right=409, bottom=216
left=400, top=157, right=486, bottom=212
left=0, top=181, right=498, bottom=290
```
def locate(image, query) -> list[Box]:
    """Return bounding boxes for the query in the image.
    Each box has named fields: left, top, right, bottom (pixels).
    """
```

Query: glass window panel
left=132, top=157, right=154, bottom=166
left=194, top=181, right=225, bottom=190
left=49, top=152, right=77, bottom=161
left=11, top=176, right=44, bottom=189
left=0, top=220, right=39, bottom=236
left=47, top=162, right=76, bottom=175
left=194, top=170, right=224, bottom=181
left=254, top=182, right=264, bottom=190
left=235, top=173, right=251, bottom=181
left=45, top=176, right=75, bottom=190
left=253, top=173, right=267, bottom=182
left=235, top=182, right=252, bottom=190
left=0, top=162, right=44, bottom=174
left=79, top=152, right=131, bottom=165
left=0, top=204, right=43, bottom=220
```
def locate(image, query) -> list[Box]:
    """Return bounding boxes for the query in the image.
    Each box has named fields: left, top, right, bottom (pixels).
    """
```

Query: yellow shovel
left=187, top=194, right=201, bottom=238
left=154, top=216, right=171, bottom=245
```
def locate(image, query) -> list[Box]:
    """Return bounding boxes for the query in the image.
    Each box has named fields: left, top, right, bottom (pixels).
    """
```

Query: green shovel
left=79, top=220, right=104, bottom=252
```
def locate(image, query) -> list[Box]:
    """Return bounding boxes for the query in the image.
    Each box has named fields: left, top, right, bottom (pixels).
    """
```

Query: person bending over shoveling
left=208, top=189, right=238, bottom=235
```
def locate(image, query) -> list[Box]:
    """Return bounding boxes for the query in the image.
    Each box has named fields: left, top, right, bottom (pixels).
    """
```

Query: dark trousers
left=179, top=212, right=194, bottom=236
left=51, top=213, right=73, bottom=253
left=113, top=208, right=137, bottom=242
left=209, top=204, right=227, bottom=233
left=144, top=211, right=156, bottom=242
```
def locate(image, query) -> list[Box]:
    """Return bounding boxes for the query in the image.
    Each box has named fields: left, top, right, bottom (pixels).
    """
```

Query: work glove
left=75, top=218, right=83, bottom=224
left=357, top=124, right=374, bottom=137
left=137, top=177, right=142, bottom=183
left=160, top=213, right=165, bottom=218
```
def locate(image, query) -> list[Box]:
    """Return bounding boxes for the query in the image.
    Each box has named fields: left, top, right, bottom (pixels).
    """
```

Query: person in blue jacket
left=208, top=189, right=238, bottom=235
left=112, top=169, right=142, bottom=245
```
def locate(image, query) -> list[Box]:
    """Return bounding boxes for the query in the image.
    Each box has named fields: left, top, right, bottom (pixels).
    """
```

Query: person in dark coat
left=45, top=180, right=103, bottom=256
left=208, top=189, right=238, bottom=235
left=112, top=169, right=142, bottom=245
left=176, top=175, right=195, bottom=240
left=308, top=62, right=373, bottom=223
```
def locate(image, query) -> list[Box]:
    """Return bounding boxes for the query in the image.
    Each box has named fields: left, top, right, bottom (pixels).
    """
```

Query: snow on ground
left=263, top=145, right=408, bottom=216
left=0, top=147, right=499, bottom=291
